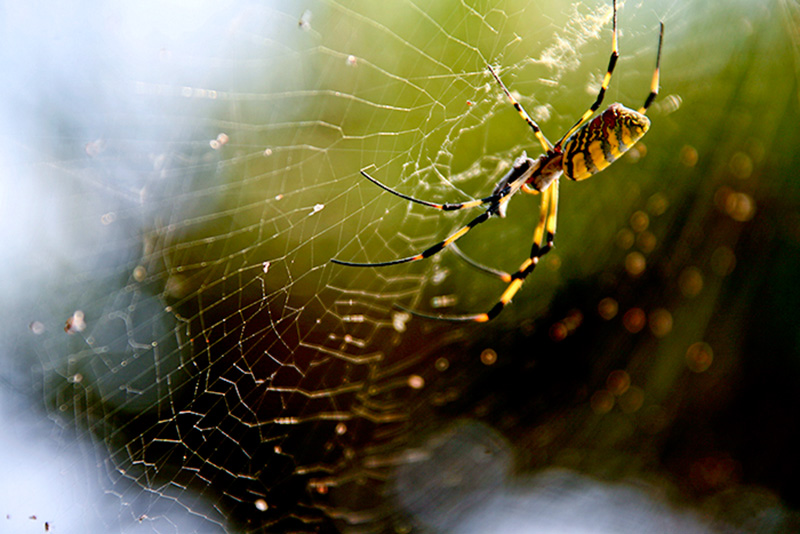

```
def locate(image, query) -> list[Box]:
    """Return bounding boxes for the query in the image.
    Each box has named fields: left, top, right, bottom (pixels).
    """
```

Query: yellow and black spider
left=332, top=0, right=664, bottom=322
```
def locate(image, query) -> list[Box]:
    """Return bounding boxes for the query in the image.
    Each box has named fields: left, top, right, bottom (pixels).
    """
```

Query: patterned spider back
left=561, top=103, right=650, bottom=181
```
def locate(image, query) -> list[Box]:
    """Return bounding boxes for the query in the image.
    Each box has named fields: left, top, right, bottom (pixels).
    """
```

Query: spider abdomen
left=562, top=103, right=650, bottom=181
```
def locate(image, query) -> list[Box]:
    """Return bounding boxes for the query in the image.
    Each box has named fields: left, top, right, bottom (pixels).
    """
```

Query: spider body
left=515, top=103, right=650, bottom=197
left=332, top=0, right=664, bottom=322
left=562, top=103, right=651, bottom=181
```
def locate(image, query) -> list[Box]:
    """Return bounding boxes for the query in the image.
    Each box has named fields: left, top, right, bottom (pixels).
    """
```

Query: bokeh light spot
left=549, top=322, right=568, bottom=342
left=606, top=370, right=630, bottom=396
left=623, top=308, right=646, bottom=333
left=480, top=348, right=498, bottom=365
left=29, top=321, right=45, bottom=335
left=625, top=144, right=644, bottom=162
left=715, top=186, right=757, bottom=221
left=637, top=231, right=657, bottom=253
left=408, top=375, right=425, bottom=389
left=646, top=192, right=669, bottom=216
left=616, top=228, right=635, bottom=250
left=618, top=386, right=644, bottom=413
left=686, top=342, right=713, bottom=373
left=563, top=309, right=583, bottom=331
left=728, top=192, right=756, bottom=221
left=648, top=308, right=673, bottom=337
left=729, top=151, right=753, bottom=179
left=133, top=265, right=147, bottom=282
left=630, top=211, right=650, bottom=233
left=590, top=390, right=614, bottom=414
left=597, top=297, right=618, bottom=320
left=625, top=252, right=646, bottom=277
left=679, top=267, right=704, bottom=298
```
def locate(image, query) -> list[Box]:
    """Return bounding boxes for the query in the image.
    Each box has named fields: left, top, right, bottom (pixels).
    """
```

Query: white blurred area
left=0, top=0, right=257, bottom=293
left=0, top=394, right=219, bottom=533
left=390, top=420, right=706, bottom=534
left=391, top=420, right=790, bottom=534
left=453, top=470, right=709, bottom=534
left=0, top=1, right=271, bottom=532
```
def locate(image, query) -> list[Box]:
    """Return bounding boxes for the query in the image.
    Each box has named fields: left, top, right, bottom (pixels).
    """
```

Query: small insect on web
left=332, top=0, right=664, bottom=322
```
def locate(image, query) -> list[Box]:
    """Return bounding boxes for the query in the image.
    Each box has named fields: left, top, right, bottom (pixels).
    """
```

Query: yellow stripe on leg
left=532, top=186, right=552, bottom=246
left=500, top=278, right=525, bottom=305
left=458, top=199, right=487, bottom=209
left=546, top=180, right=559, bottom=238
left=443, top=225, right=472, bottom=246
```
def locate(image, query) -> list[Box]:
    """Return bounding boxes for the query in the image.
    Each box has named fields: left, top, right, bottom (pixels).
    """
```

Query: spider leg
left=478, top=180, right=558, bottom=322
left=332, top=158, right=536, bottom=267
left=639, top=22, right=664, bottom=114
left=521, top=183, right=540, bottom=195
left=331, top=207, right=496, bottom=267
left=400, top=181, right=559, bottom=322
left=449, top=242, right=512, bottom=282
left=554, top=0, right=620, bottom=149
left=487, top=65, right=553, bottom=153
left=360, top=170, right=493, bottom=211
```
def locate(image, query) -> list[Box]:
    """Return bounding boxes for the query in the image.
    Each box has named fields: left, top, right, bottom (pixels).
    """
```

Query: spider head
left=562, top=103, right=650, bottom=181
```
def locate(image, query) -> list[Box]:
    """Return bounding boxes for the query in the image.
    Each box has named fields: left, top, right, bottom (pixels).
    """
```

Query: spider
left=332, top=0, right=664, bottom=322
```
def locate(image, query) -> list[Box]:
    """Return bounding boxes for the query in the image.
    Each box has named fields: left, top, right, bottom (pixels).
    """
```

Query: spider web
left=0, top=0, right=726, bottom=533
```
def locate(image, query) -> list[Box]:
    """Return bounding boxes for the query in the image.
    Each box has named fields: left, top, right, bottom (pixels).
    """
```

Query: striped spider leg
left=332, top=0, right=663, bottom=322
